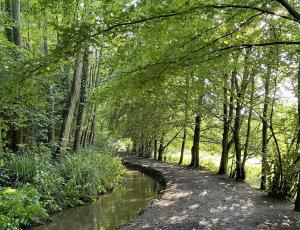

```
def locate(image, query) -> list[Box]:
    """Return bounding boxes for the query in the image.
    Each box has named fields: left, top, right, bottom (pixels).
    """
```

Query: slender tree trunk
left=190, top=115, right=201, bottom=168
left=158, top=136, right=164, bottom=161
left=261, top=68, right=271, bottom=190
left=269, top=78, right=284, bottom=195
left=178, top=128, right=186, bottom=165
left=73, top=49, right=89, bottom=152
left=241, top=75, right=255, bottom=180
left=12, top=0, right=22, bottom=46
left=56, top=52, right=83, bottom=159
left=219, top=74, right=230, bottom=174
left=234, top=98, right=243, bottom=180
left=132, top=138, right=137, bottom=155
left=0, top=119, right=3, bottom=156
left=138, top=141, right=144, bottom=157
left=10, top=0, right=23, bottom=152
left=295, top=175, right=300, bottom=212
left=294, top=53, right=300, bottom=212
left=87, top=115, right=96, bottom=146
left=5, top=0, right=13, bottom=42
left=154, top=139, right=158, bottom=160
left=145, top=140, right=152, bottom=158
left=81, top=128, right=87, bottom=147
left=234, top=51, right=249, bottom=181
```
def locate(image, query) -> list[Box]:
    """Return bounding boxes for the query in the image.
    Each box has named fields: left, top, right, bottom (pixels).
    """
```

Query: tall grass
left=0, top=146, right=125, bottom=229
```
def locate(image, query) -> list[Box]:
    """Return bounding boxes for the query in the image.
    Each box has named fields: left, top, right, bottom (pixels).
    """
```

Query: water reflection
left=33, top=170, right=160, bottom=230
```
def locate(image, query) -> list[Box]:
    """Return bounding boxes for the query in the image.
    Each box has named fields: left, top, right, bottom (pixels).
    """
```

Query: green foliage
left=0, top=185, right=49, bottom=230
left=59, top=148, right=125, bottom=203
left=1, top=153, right=36, bottom=187
left=0, top=146, right=124, bottom=228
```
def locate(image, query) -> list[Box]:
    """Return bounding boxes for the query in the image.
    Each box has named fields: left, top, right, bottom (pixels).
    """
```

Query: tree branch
left=163, top=131, right=180, bottom=149
left=275, top=0, right=300, bottom=21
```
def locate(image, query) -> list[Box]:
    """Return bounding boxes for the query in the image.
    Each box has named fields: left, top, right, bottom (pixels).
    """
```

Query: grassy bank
left=0, top=146, right=125, bottom=230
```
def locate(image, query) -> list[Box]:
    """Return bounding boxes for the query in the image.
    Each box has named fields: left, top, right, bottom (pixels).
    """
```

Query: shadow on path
left=120, top=154, right=299, bottom=230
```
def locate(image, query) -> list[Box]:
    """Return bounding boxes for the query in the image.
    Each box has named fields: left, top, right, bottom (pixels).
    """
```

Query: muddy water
left=33, top=170, right=160, bottom=230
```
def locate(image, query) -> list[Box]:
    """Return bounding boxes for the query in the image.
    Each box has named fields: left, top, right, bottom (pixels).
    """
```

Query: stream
left=32, top=169, right=160, bottom=230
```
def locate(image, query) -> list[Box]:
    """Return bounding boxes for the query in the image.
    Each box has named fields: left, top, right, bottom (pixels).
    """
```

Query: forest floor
left=120, top=154, right=299, bottom=230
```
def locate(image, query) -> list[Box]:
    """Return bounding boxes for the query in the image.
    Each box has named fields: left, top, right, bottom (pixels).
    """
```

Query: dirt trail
left=120, top=154, right=298, bottom=230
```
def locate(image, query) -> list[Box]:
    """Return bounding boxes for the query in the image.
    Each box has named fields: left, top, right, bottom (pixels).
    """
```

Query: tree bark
left=218, top=74, right=231, bottom=174
left=241, top=75, right=255, bottom=180
left=0, top=119, right=3, bottom=156
left=56, top=52, right=83, bottom=159
left=145, top=140, right=152, bottom=158
left=178, top=128, right=186, bottom=165
left=73, top=48, right=89, bottom=152
left=190, top=115, right=201, bottom=168
left=233, top=51, right=250, bottom=181
left=132, top=138, right=137, bottom=155
left=233, top=94, right=243, bottom=180
left=294, top=53, right=300, bottom=212
left=9, top=0, right=23, bottom=152
left=154, top=139, right=158, bottom=160
left=158, top=136, right=164, bottom=161
left=12, top=0, right=22, bottom=46
left=261, top=66, right=271, bottom=190
left=5, top=0, right=13, bottom=42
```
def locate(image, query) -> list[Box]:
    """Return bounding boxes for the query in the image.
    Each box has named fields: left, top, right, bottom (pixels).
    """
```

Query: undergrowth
left=0, top=146, right=124, bottom=229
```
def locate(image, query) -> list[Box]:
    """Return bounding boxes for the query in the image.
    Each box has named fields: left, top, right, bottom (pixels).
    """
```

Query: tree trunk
left=5, top=0, right=13, bottom=42
left=145, top=140, right=152, bottom=158
left=138, top=141, right=144, bottom=157
left=234, top=98, right=243, bottom=180
left=0, top=119, right=3, bottom=156
left=241, top=75, right=255, bottom=180
left=12, top=0, right=22, bottom=46
left=158, top=136, right=164, bottom=161
left=73, top=49, right=89, bottom=152
left=218, top=74, right=230, bottom=174
left=234, top=51, right=249, bottom=181
left=190, top=115, right=201, bottom=168
left=295, top=174, right=300, bottom=212
left=10, top=0, right=23, bottom=152
left=154, top=139, right=158, bottom=160
left=132, top=138, right=137, bottom=155
left=294, top=54, right=300, bottom=212
left=178, top=129, right=186, bottom=165
left=56, top=52, right=83, bottom=159
left=261, top=68, right=271, bottom=190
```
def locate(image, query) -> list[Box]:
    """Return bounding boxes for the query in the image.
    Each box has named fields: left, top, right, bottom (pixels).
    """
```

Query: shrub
left=59, top=148, right=125, bottom=202
left=0, top=146, right=125, bottom=228
left=0, top=185, right=49, bottom=230
left=0, top=153, right=36, bottom=187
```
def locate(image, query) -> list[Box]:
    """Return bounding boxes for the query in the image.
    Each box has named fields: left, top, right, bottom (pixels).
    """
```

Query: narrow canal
left=33, top=170, right=160, bottom=230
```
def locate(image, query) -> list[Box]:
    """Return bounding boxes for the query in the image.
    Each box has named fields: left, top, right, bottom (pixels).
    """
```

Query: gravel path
left=121, top=155, right=299, bottom=230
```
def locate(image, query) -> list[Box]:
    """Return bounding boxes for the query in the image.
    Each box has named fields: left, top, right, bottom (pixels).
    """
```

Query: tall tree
left=261, top=61, right=271, bottom=190
left=56, top=52, right=83, bottom=159
left=294, top=51, right=300, bottom=212
left=73, top=48, right=90, bottom=152
left=189, top=115, right=201, bottom=168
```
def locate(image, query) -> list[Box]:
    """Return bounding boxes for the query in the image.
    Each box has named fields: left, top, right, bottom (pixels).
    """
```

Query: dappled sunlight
left=168, top=214, right=189, bottom=224
left=189, top=204, right=200, bottom=210
left=121, top=155, right=297, bottom=230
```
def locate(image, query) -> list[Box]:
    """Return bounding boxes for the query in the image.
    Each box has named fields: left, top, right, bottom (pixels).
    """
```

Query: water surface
left=33, top=170, right=160, bottom=230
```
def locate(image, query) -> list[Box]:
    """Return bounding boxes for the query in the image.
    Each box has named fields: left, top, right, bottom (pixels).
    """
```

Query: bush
left=59, top=148, right=125, bottom=202
left=0, top=185, right=49, bottom=230
left=0, top=146, right=125, bottom=229
left=0, top=152, right=36, bottom=187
